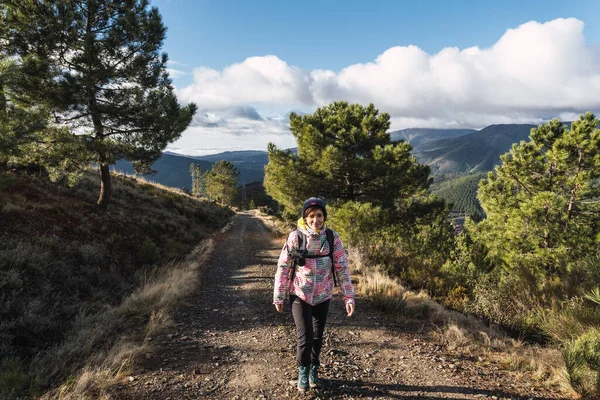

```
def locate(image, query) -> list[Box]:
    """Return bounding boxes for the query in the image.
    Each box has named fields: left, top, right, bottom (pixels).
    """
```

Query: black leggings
left=290, top=295, right=330, bottom=367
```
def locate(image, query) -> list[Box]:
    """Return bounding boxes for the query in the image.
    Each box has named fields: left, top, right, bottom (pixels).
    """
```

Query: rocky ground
left=111, top=212, right=570, bottom=399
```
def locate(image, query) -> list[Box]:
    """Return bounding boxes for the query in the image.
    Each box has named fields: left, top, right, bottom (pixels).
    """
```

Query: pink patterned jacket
left=273, top=220, right=355, bottom=306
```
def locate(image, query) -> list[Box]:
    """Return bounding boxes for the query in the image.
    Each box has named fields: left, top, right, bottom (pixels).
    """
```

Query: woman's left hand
left=346, top=302, right=355, bottom=317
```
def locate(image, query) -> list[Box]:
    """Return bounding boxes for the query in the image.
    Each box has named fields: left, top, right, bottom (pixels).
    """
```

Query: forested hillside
left=430, top=173, right=486, bottom=217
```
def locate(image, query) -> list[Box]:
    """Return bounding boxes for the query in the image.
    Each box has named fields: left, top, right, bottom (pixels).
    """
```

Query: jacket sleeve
left=332, top=231, right=355, bottom=305
left=273, top=231, right=297, bottom=305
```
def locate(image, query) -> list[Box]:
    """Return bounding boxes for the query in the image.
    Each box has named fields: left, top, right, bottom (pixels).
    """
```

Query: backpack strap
left=325, top=228, right=337, bottom=287
left=289, top=229, right=305, bottom=286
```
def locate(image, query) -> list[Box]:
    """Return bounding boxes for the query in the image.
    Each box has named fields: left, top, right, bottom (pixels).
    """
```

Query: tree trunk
left=97, top=163, right=112, bottom=210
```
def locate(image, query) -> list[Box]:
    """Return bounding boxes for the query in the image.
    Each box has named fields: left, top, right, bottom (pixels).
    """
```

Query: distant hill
left=192, top=150, right=268, bottom=167
left=114, top=153, right=213, bottom=190
left=413, top=124, right=536, bottom=178
left=114, top=152, right=265, bottom=189
left=194, top=150, right=268, bottom=184
left=390, top=128, right=476, bottom=148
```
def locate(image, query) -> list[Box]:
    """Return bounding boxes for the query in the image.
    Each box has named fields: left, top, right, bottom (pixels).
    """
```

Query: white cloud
left=177, top=55, right=313, bottom=109
left=171, top=18, right=600, bottom=154
left=167, top=60, right=189, bottom=67
left=312, top=18, right=600, bottom=122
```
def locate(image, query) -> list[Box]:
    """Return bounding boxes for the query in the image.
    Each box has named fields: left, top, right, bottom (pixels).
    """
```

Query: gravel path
left=112, top=212, right=568, bottom=399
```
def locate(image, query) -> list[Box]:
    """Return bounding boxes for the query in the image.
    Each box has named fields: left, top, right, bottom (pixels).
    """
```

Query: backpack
left=289, top=228, right=337, bottom=287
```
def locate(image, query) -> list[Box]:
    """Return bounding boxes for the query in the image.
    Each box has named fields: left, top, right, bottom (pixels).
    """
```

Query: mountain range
left=406, top=124, right=535, bottom=178
left=114, top=123, right=539, bottom=191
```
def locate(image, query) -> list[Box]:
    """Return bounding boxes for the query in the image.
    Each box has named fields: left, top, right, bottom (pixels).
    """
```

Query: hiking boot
left=309, top=364, right=320, bottom=388
left=297, top=365, right=309, bottom=392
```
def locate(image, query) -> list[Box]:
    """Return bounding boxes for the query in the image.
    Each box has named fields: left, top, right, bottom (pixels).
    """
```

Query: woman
left=273, top=197, right=355, bottom=393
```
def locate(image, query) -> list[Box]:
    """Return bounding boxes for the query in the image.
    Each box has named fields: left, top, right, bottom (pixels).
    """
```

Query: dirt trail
left=112, top=212, right=567, bottom=399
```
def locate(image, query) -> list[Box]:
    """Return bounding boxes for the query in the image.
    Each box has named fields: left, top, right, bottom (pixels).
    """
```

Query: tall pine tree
left=475, top=114, right=600, bottom=284
left=264, top=101, right=432, bottom=219
left=3, top=0, right=196, bottom=208
left=204, top=160, right=239, bottom=206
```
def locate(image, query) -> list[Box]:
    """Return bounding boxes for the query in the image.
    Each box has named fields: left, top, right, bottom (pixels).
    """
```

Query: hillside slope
left=0, top=169, right=234, bottom=397
left=390, top=128, right=476, bottom=148
left=430, top=173, right=487, bottom=216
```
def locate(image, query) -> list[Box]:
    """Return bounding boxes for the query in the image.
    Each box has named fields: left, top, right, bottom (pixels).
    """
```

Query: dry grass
left=254, top=208, right=294, bottom=235
left=41, top=239, right=215, bottom=400
left=348, top=247, right=570, bottom=393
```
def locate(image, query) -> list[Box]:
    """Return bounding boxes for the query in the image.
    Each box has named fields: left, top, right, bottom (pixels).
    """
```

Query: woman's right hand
left=275, top=304, right=283, bottom=313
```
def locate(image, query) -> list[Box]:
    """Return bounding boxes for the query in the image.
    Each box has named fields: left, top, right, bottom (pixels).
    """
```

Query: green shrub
left=0, top=357, right=28, bottom=400
left=563, top=328, right=600, bottom=398
left=443, top=286, right=469, bottom=311
left=138, top=239, right=160, bottom=265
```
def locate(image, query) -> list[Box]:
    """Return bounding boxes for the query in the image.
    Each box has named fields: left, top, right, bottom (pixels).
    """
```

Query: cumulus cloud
left=166, top=60, right=190, bottom=79
left=170, top=17, right=600, bottom=155
left=312, top=18, right=600, bottom=127
left=190, top=106, right=264, bottom=128
left=231, top=106, right=263, bottom=121
left=177, top=55, right=313, bottom=109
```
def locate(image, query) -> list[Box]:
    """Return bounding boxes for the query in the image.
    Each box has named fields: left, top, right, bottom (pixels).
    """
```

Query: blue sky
left=151, top=0, right=600, bottom=156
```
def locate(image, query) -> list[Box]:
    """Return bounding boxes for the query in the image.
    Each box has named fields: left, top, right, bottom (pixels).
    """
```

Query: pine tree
left=264, top=101, right=432, bottom=219
left=203, top=160, right=239, bottom=206
left=475, top=114, right=600, bottom=284
left=3, top=0, right=197, bottom=208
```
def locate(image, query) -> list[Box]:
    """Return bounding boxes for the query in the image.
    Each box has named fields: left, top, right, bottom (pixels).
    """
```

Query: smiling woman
left=273, top=197, right=355, bottom=393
